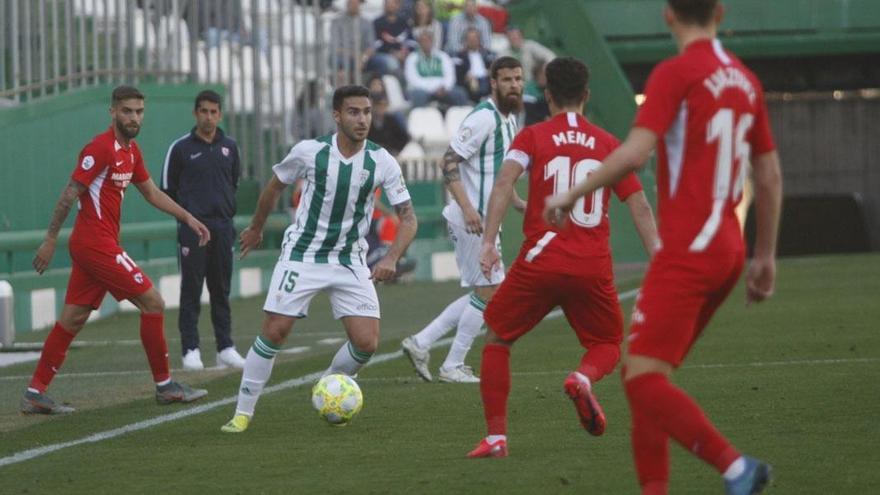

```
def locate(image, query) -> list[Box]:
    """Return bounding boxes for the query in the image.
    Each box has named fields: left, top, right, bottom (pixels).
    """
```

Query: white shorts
left=447, top=221, right=505, bottom=288
left=263, top=260, right=380, bottom=320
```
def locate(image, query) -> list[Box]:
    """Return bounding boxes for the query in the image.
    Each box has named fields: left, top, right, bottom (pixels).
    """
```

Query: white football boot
left=216, top=347, right=247, bottom=369
left=182, top=348, right=205, bottom=370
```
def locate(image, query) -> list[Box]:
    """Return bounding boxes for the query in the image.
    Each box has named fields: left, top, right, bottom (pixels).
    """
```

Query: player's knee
left=485, top=327, right=514, bottom=347
left=142, top=293, right=165, bottom=313
left=350, top=332, right=378, bottom=355
left=474, top=286, right=497, bottom=303
left=622, top=354, right=672, bottom=381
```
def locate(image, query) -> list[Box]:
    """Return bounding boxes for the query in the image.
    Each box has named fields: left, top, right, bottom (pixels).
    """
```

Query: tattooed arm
left=33, top=180, right=86, bottom=274
left=370, top=200, right=418, bottom=282
left=440, top=146, right=483, bottom=235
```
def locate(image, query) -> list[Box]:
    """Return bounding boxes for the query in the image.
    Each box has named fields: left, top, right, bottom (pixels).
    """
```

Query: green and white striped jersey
left=443, top=98, right=518, bottom=226
left=273, top=134, right=411, bottom=266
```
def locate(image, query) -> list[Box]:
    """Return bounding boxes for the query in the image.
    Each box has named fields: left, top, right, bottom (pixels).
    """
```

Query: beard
left=116, top=120, right=140, bottom=139
left=495, top=90, right=523, bottom=115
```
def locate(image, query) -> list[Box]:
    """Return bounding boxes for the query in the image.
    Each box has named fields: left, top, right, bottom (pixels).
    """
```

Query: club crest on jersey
left=221, top=146, right=230, bottom=157
left=134, top=273, right=144, bottom=284
left=458, top=126, right=473, bottom=143
left=358, top=169, right=371, bottom=186
left=81, top=155, right=95, bottom=170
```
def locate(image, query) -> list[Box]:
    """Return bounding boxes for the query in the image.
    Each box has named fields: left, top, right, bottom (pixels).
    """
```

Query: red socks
left=29, top=322, right=76, bottom=393
left=480, top=343, right=511, bottom=436
left=578, top=343, right=620, bottom=383
left=624, top=372, right=740, bottom=485
left=139, top=313, right=170, bottom=384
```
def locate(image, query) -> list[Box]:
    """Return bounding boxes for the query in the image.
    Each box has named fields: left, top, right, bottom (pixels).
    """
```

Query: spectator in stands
left=501, top=25, right=556, bottom=82
left=161, top=90, right=246, bottom=371
left=523, top=59, right=550, bottom=125
left=409, top=0, right=444, bottom=53
left=368, top=91, right=411, bottom=156
left=367, top=0, right=411, bottom=76
left=445, top=0, right=492, bottom=54
left=330, top=0, right=375, bottom=78
left=295, top=80, right=335, bottom=139
left=405, top=29, right=470, bottom=108
left=454, top=27, right=496, bottom=103
left=435, top=0, right=465, bottom=23
left=192, top=0, right=242, bottom=48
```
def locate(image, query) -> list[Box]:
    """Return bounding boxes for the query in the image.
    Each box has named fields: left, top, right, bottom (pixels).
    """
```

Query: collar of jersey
left=331, top=133, right=366, bottom=162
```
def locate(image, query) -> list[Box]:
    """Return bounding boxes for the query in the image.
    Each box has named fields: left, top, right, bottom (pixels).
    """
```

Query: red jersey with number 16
left=505, top=112, right=642, bottom=274
left=70, top=127, right=150, bottom=245
left=634, top=38, right=775, bottom=256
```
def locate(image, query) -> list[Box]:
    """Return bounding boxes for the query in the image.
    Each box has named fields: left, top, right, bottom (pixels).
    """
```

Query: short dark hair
left=332, top=84, right=371, bottom=110
left=490, top=56, right=522, bottom=80
left=194, top=89, right=222, bottom=110
left=667, top=0, right=718, bottom=26
left=545, top=56, right=590, bottom=107
left=111, top=85, right=144, bottom=106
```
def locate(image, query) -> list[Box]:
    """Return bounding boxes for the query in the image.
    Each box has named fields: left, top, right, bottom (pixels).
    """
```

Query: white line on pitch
left=0, top=288, right=642, bottom=468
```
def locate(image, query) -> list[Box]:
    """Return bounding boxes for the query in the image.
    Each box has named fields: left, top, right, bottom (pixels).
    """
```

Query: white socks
left=324, top=341, right=373, bottom=377
left=412, top=294, right=469, bottom=349
left=441, top=293, right=486, bottom=370
left=234, top=336, right=279, bottom=417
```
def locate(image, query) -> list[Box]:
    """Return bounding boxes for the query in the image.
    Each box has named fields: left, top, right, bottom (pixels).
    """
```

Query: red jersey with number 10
left=634, top=38, right=775, bottom=255
left=70, top=127, right=150, bottom=244
left=505, top=112, right=642, bottom=274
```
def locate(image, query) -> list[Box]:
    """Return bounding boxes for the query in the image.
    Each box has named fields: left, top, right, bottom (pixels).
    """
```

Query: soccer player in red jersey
left=21, top=86, right=212, bottom=414
left=544, top=2, right=783, bottom=493
left=468, top=57, right=659, bottom=458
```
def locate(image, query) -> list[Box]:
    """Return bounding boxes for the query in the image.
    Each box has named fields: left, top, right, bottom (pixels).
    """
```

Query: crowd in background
left=326, top=0, right=557, bottom=155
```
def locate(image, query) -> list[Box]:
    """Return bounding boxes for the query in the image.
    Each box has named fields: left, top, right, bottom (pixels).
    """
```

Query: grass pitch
left=0, top=254, right=878, bottom=494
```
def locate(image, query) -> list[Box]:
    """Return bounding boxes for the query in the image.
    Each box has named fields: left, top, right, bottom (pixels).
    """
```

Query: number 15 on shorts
left=278, top=270, right=299, bottom=293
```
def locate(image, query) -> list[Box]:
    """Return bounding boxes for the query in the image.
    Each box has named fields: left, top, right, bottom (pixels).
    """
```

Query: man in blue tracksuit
left=162, top=90, right=246, bottom=370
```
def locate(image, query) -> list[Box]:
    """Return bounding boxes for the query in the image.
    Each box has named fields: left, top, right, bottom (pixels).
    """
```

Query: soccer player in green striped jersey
left=222, top=85, right=418, bottom=433
left=401, top=56, right=525, bottom=383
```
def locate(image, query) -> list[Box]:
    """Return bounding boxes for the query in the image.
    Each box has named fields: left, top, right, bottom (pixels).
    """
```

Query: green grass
left=1, top=253, right=879, bottom=494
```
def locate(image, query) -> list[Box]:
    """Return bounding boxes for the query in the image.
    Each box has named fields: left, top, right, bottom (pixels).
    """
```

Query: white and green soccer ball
left=311, top=373, right=364, bottom=426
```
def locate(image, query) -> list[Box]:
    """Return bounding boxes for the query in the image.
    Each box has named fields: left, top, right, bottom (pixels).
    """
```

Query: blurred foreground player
left=544, top=1, right=783, bottom=493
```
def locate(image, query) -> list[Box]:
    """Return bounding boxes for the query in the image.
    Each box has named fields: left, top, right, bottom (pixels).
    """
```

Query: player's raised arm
left=240, top=173, right=287, bottom=259
left=134, top=178, right=210, bottom=247
left=624, top=190, right=660, bottom=257
left=439, top=145, right=482, bottom=235
left=33, top=179, right=87, bottom=274
left=479, top=160, right=522, bottom=279
left=746, top=150, right=782, bottom=305
left=544, top=128, right=657, bottom=227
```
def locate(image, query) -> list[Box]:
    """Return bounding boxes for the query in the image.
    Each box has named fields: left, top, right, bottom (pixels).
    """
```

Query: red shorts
left=627, top=250, right=744, bottom=367
left=484, top=256, right=623, bottom=349
left=66, top=241, right=153, bottom=309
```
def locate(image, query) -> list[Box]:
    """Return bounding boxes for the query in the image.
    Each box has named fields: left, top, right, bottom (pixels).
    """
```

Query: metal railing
left=1, top=0, right=370, bottom=182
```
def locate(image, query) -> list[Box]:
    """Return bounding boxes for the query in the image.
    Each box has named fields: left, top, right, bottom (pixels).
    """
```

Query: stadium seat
left=408, top=107, right=449, bottom=151
left=398, top=141, right=426, bottom=162
left=131, top=8, right=156, bottom=51
left=445, top=105, right=473, bottom=138
left=382, top=75, right=411, bottom=114
left=490, top=33, right=510, bottom=54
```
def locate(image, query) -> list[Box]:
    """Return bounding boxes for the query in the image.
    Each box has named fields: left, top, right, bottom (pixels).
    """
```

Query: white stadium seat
left=398, top=141, right=426, bottom=161
left=382, top=75, right=410, bottom=114
left=445, top=105, right=473, bottom=139
left=408, top=107, right=448, bottom=150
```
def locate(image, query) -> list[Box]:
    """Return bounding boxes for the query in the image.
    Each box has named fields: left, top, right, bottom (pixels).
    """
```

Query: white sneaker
left=216, top=347, right=247, bottom=369
left=182, top=349, right=204, bottom=370
left=439, top=364, right=480, bottom=383
left=401, top=337, right=432, bottom=382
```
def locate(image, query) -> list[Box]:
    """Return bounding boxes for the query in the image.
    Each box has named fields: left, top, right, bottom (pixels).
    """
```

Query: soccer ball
left=311, top=373, right=364, bottom=426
